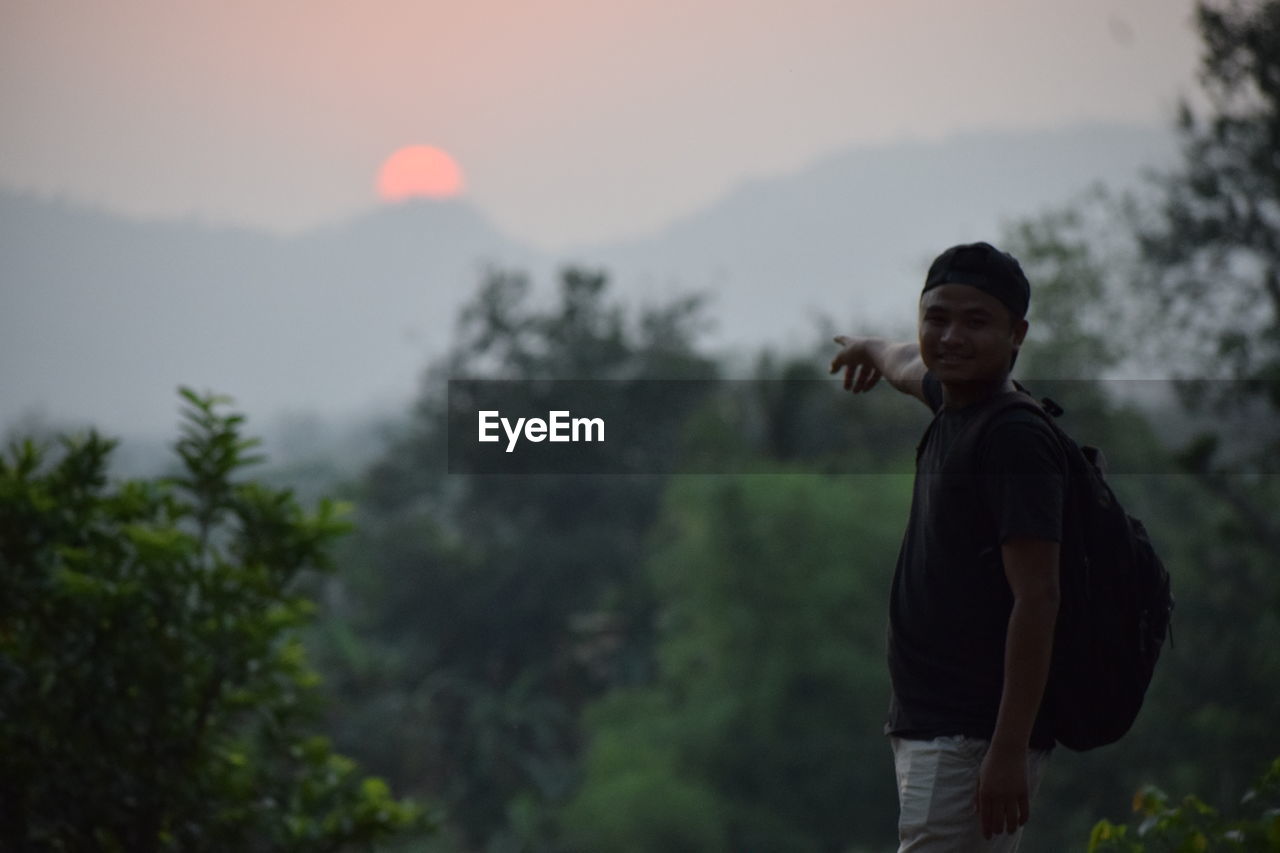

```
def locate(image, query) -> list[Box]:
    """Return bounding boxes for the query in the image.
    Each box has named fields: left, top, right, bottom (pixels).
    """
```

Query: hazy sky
left=3, top=0, right=1201, bottom=250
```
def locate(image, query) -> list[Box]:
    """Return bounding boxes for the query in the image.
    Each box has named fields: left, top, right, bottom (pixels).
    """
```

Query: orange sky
left=1, top=0, right=1200, bottom=248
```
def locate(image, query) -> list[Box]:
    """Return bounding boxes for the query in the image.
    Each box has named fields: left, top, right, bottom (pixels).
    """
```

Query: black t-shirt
left=886, top=373, right=1066, bottom=749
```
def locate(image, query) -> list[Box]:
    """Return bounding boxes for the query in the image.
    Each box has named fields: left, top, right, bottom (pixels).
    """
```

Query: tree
left=1002, top=193, right=1127, bottom=382
left=0, top=389, right=426, bottom=852
left=315, top=268, right=719, bottom=850
left=561, top=473, right=911, bottom=852
left=1129, top=0, right=1280, bottom=804
left=1139, top=0, right=1280, bottom=386
left=994, top=3, right=1280, bottom=846
left=1137, top=0, right=1280, bottom=552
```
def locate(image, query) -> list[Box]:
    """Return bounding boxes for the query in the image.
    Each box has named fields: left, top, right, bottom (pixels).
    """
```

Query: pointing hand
left=830, top=335, right=883, bottom=393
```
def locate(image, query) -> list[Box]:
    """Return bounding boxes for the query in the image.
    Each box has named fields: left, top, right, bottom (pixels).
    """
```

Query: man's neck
left=940, top=375, right=1016, bottom=410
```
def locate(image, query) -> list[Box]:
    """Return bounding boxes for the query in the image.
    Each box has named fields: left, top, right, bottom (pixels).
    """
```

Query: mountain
left=0, top=196, right=544, bottom=437
left=1, top=122, right=1176, bottom=437
left=569, top=122, right=1176, bottom=351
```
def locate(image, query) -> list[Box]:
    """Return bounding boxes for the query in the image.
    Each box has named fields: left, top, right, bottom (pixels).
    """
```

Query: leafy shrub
left=0, top=389, right=428, bottom=852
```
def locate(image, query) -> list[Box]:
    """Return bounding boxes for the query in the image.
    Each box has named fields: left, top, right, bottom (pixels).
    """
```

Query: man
left=829, top=242, right=1065, bottom=851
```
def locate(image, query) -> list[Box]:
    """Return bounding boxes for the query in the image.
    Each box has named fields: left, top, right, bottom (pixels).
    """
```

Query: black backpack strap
left=974, top=391, right=1054, bottom=433
left=953, top=390, right=1062, bottom=466
left=914, top=385, right=1068, bottom=468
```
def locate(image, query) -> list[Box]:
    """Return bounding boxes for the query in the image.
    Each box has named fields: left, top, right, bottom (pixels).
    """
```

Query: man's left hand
left=975, top=743, right=1030, bottom=839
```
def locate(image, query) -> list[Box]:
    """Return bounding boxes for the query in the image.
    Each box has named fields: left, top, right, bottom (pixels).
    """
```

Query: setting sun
left=376, top=145, right=464, bottom=202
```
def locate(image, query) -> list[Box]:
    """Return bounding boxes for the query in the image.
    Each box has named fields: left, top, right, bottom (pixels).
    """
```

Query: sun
left=376, top=145, right=464, bottom=202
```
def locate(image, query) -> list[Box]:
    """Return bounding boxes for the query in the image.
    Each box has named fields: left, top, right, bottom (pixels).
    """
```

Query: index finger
left=979, top=795, right=995, bottom=839
left=980, top=793, right=1011, bottom=839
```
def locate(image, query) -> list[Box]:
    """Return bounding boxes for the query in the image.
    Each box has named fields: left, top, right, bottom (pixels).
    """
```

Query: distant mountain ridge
left=1, top=122, right=1175, bottom=436
left=569, top=122, right=1176, bottom=349
left=1, top=194, right=545, bottom=436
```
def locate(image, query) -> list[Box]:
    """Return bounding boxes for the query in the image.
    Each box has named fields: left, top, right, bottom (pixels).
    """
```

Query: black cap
left=923, top=241, right=1030, bottom=319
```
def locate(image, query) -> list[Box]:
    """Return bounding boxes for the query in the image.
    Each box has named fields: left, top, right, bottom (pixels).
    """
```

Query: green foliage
left=316, top=268, right=720, bottom=850
left=1125, top=0, right=1280, bottom=817
left=1132, top=0, right=1280, bottom=525
left=1088, top=757, right=1280, bottom=852
left=684, top=349, right=928, bottom=476
left=1002, top=193, right=1128, bottom=381
left=1139, top=0, right=1280, bottom=385
left=0, top=389, right=427, bottom=852
left=1138, top=0, right=1280, bottom=483
left=1008, top=6, right=1280, bottom=848
left=561, top=695, right=729, bottom=853
left=561, top=473, right=911, bottom=851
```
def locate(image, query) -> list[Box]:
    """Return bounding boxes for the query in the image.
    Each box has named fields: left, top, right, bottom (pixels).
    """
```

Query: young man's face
left=918, top=284, right=1028, bottom=386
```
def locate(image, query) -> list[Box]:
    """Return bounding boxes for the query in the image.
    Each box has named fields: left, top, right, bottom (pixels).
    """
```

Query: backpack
left=957, top=389, right=1174, bottom=752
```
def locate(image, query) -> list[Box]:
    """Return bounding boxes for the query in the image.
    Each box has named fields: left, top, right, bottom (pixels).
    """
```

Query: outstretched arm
left=829, top=336, right=929, bottom=405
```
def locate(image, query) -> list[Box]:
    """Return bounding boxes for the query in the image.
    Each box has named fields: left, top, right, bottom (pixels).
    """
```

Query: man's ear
left=1011, top=317, right=1029, bottom=350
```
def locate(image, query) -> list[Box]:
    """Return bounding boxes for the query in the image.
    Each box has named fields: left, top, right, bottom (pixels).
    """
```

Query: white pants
left=891, top=735, right=1051, bottom=853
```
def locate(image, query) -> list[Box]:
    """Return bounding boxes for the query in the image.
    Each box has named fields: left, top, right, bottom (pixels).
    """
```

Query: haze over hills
left=0, top=196, right=545, bottom=440
left=573, top=123, right=1176, bottom=349
left=1, top=122, right=1176, bottom=439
